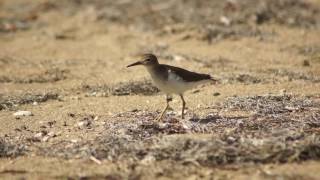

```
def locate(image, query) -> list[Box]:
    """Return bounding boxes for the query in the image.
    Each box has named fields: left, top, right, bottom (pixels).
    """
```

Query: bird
left=127, top=53, right=217, bottom=121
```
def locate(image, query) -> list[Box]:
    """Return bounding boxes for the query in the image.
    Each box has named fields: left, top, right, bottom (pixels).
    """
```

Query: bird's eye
left=146, top=59, right=150, bottom=61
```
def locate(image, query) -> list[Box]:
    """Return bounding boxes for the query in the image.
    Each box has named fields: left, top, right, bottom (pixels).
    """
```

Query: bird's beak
left=127, top=61, right=143, bottom=68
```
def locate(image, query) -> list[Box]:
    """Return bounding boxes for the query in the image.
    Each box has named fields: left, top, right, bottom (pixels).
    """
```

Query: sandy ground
left=1, top=0, right=320, bottom=179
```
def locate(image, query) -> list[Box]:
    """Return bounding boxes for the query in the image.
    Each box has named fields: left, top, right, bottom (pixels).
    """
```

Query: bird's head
left=127, top=54, right=159, bottom=68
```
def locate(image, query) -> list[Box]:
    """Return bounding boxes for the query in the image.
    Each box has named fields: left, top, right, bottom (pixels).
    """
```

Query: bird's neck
left=145, top=65, right=160, bottom=78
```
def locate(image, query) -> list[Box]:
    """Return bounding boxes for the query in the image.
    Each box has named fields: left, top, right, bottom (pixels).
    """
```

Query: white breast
left=148, top=69, right=208, bottom=94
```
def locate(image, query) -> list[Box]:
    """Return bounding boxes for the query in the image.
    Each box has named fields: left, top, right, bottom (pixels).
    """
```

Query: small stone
left=13, top=111, right=33, bottom=117
left=34, top=132, right=44, bottom=140
left=47, top=131, right=56, bottom=137
left=140, top=155, right=156, bottom=165
left=192, top=89, right=200, bottom=94
left=284, top=106, right=298, bottom=111
left=33, top=102, right=38, bottom=105
left=158, top=122, right=168, bottom=129
left=220, top=16, right=231, bottom=26
left=302, top=60, right=310, bottom=66
left=213, top=92, right=221, bottom=96
left=77, top=120, right=90, bottom=128
left=280, top=89, right=286, bottom=95
left=77, top=121, right=86, bottom=127
left=68, top=113, right=75, bottom=117
left=70, top=139, right=78, bottom=143
left=173, top=55, right=185, bottom=62
left=131, top=109, right=139, bottom=112
left=227, top=136, right=236, bottom=144
left=166, top=111, right=176, bottom=116
left=181, top=122, right=191, bottom=130
left=237, top=120, right=244, bottom=127
left=42, top=136, right=50, bottom=142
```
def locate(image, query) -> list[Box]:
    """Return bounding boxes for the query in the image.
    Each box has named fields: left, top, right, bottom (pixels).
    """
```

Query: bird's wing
left=163, top=65, right=213, bottom=82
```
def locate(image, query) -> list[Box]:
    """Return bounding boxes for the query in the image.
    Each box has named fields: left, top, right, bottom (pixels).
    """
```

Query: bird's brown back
left=161, top=64, right=212, bottom=82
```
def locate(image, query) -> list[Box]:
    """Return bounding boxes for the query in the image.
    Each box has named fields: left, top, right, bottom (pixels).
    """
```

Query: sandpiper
left=127, top=54, right=216, bottom=120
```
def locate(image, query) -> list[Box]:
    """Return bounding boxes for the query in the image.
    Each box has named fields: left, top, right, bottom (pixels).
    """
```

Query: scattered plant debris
left=83, top=80, right=159, bottom=97
left=0, top=92, right=59, bottom=110
left=0, top=137, right=26, bottom=158
left=36, top=94, right=320, bottom=166
left=222, top=94, right=317, bottom=115
left=264, top=69, right=320, bottom=83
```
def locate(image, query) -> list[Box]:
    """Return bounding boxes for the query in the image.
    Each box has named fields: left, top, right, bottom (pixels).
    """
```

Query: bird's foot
left=154, top=116, right=162, bottom=122
left=154, top=113, right=165, bottom=122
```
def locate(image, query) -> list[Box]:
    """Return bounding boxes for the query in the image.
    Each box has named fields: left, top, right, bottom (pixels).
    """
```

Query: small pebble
left=166, top=111, right=176, bottom=116
left=131, top=109, right=139, bottom=112
left=140, top=155, right=156, bottom=165
left=220, top=16, right=231, bottom=26
left=227, top=136, right=236, bottom=144
left=47, top=131, right=56, bottom=137
left=181, top=122, right=191, bottom=130
left=192, top=89, right=200, bottom=94
left=302, top=60, right=310, bottom=66
left=77, top=121, right=87, bottom=127
left=158, top=122, right=168, bottom=129
left=34, top=132, right=44, bottom=138
left=173, top=55, right=185, bottom=62
left=213, top=92, right=221, bottom=96
left=77, top=120, right=90, bottom=128
left=13, top=111, right=33, bottom=117
left=280, top=89, right=287, bottom=95
left=70, top=139, right=78, bottom=143
left=42, top=136, right=50, bottom=142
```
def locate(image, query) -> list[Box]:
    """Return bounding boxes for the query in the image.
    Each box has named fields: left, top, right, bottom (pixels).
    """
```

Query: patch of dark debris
left=221, top=73, right=266, bottom=84
left=90, top=0, right=320, bottom=29
left=296, top=44, right=320, bottom=57
left=221, top=69, right=320, bottom=84
left=26, top=68, right=68, bottom=83
left=222, top=94, right=318, bottom=115
left=111, top=81, right=159, bottom=96
left=264, top=69, right=320, bottom=83
left=90, top=0, right=320, bottom=43
left=8, top=0, right=317, bottom=40
left=0, top=137, right=26, bottom=158
left=83, top=80, right=159, bottom=97
left=200, top=25, right=275, bottom=44
left=0, top=68, right=69, bottom=84
left=0, top=92, right=59, bottom=111
left=37, top=94, right=320, bottom=166
left=39, top=126, right=320, bottom=166
left=0, top=76, right=11, bottom=83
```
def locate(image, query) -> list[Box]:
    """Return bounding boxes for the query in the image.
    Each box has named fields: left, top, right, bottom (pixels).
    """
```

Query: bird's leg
left=156, top=95, right=172, bottom=121
left=179, top=94, right=186, bottom=119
